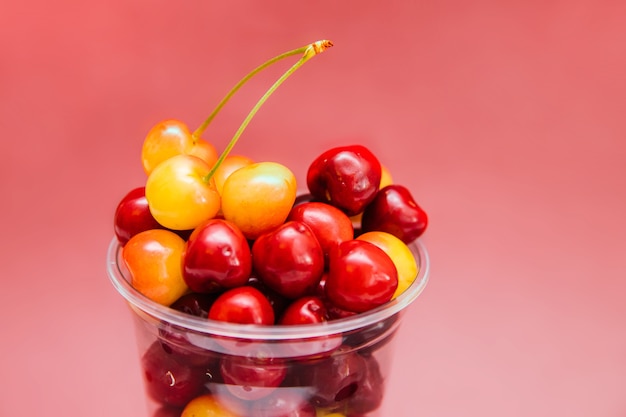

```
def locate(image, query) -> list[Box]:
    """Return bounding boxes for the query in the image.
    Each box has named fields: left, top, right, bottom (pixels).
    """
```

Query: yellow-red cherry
left=220, top=161, right=297, bottom=240
left=122, top=229, right=189, bottom=306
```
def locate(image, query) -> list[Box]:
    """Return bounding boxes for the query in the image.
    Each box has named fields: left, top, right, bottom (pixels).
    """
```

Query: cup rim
left=106, top=236, right=429, bottom=340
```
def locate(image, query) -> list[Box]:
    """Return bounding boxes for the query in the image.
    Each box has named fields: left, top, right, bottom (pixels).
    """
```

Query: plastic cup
left=106, top=236, right=429, bottom=417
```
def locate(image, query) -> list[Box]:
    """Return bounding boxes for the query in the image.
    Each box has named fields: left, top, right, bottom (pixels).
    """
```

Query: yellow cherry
left=145, top=154, right=220, bottom=231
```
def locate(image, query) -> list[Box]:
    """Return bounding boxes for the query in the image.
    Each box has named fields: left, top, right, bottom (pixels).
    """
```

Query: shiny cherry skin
left=246, top=275, right=291, bottom=319
left=287, top=202, right=354, bottom=262
left=114, top=186, right=163, bottom=245
left=221, top=161, right=297, bottom=240
left=122, top=229, right=189, bottom=306
left=361, top=184, right=428, bottom=244
left=306, top=145, right=382, bottom=216
left=279, top=296, right=328, bottom=325
left=220, top=355, right=287, bottom=401
left=183, top=218, right=252, bottom=294
left=252, top=221, right=324, bottom=300
left=356, top=231, right=418, bottom=299
left=141, top=341, right=207, bottom=407
left=208, top=286, right=275, bottom=325
left=324, top=240, right=398, bottom=313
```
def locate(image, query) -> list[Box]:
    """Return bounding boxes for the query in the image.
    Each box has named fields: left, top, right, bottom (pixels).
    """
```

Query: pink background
left=1, top=1, right=625, bottom=416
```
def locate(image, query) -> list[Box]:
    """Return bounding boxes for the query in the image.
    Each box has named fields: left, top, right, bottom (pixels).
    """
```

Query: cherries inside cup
left=108, top=40, right=430, bottom=417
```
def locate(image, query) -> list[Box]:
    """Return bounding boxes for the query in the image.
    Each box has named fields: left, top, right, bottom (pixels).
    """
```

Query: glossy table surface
left=1, top=1, right=625, bottom=416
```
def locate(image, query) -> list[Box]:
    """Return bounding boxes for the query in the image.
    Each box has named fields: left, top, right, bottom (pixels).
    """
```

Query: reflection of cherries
left=361, top=184, right=428, bottom=244
left=306, top=145, right=382, bottom=216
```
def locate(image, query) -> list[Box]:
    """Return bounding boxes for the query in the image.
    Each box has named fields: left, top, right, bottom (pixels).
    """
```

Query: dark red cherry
left=287, top=201, right=354, bottom=262
left=347, top=354, right=385, bottom=414
left=252, top=221, right=324, bottom=300
left=141, top=341, right=207, bottom=407
left=183, top=218, right=252, bottom=293
left=113, top=186, right=163, bottom=245
left=306, top=145, right=382, bottom=216
left=361, top=184, right=428, bottom=244
left=298, top=348, right=367, bottom=409
left=324, top=240, right=398, bottom=313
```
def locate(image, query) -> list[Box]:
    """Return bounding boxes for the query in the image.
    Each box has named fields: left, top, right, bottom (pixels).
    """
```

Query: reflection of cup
left=107, top=237, right=429, bottom=417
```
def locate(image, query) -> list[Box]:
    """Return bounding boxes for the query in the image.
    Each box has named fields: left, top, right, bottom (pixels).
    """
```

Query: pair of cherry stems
left=187, top=40, right=334, bottom=183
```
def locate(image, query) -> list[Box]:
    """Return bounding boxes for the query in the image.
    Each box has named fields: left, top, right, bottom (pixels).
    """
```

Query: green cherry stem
left=202, top=40, right=333, bottom=183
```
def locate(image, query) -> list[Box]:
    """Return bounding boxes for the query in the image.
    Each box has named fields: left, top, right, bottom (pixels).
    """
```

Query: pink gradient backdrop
left=1, top=1, right=625, bottom=416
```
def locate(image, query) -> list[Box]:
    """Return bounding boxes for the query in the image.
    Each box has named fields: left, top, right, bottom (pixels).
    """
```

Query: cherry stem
left=192, top=46, right=308, bottom=140
left=202, top=40, right=333, bottom=183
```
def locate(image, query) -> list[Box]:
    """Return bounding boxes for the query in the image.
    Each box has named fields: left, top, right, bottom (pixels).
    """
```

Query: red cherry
left=279, top=296, right=328, bottom=325
left=141, top=341, right=207, bottom=407
left=298, top=347, right=366, bottom=409
left=306, top=145, right=382, bottom=216
left=361, top=184, right=428, bottom=244
left=287, top=201, right=354, bottom=262
left=113, top=186, right=163, bottom=245
left=183, top=218, right=252, bottom=293
left=208, top=286, right=275, bottom=325
left=324, top=240, right=398, bottom=313
left=252, top=221, right=324, bottom=300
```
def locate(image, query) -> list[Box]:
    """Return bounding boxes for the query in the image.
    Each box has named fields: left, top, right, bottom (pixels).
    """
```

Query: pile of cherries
left=112, top=41, right=428, bottom=417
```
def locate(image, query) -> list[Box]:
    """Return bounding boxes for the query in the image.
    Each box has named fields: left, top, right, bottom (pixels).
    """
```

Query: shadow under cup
left=106, top=237, right=430, bottom=417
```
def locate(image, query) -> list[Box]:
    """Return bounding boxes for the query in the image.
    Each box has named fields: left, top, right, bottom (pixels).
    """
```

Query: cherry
left=141, top=341, right=207, bottom=407
left=159, top=292, right=220, bottom=367
left=252, top=221, right=324, bottom=299
left=298, top=348, right=366, bottom=409
left=361, top=184, right=428, bottom=244
left=279, top=296, right=327, bottom=325
left=324, top=239, right=398, bottom=313
left=346, top=354, right=384, bottom=414
left=306, top=145, right=382, bottom=216
left=221, top=161, right=297, bottom=240
left=144, top=41, right=333, bottom=233
left=208, top=286, right=275, bottom=325
left=122, top=229, right=189, bottom=306
left=183, top=218, right=252, bottom=293
left=181, top=393, right=243, bottom=417
left=356, top=231, right=418, bottom=299
left=113, top=186, right=163, bottom=245
left=287, top=201, right=354, bottom=262
left=219, top=355, right=288, bottom=401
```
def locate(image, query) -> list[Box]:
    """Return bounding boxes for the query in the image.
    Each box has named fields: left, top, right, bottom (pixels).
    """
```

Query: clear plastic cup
left=106, top=236, right=429, bottom=417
